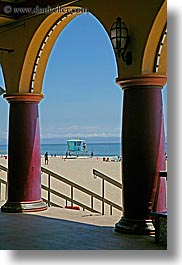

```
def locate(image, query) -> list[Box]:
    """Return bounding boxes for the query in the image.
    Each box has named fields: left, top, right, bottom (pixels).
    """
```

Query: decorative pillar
left=1, top=93, right=47, bottom=212
left=115, top=74, right=167, bottom=234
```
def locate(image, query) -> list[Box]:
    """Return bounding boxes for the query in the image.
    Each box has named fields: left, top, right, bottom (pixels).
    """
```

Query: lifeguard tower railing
left=0, top=164, right=122, bottom=215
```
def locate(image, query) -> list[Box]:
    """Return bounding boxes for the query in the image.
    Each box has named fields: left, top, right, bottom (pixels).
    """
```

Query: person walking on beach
left=91, top=150, right=94, bottom=158
left=44, top=151, right=49, bottom=165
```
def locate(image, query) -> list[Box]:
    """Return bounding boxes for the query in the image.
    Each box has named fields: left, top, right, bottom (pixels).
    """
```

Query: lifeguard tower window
left=75, top=142, right=81, bottom=146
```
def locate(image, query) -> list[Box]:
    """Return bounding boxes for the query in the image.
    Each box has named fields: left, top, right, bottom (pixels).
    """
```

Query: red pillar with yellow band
left=1, top=93, right=47, bottom=212
left=115, top=74, right=167, bottom=234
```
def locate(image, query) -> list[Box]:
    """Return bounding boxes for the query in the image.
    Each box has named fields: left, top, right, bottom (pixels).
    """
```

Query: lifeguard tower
left=66, top=139, right=88, bottom=157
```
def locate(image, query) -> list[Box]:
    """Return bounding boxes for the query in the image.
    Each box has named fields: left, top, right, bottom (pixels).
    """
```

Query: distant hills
left=40, top=136, right=121, bottom=144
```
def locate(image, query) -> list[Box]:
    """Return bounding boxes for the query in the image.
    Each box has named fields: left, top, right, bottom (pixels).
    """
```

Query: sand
left=0, top=156, right=123, bottom=216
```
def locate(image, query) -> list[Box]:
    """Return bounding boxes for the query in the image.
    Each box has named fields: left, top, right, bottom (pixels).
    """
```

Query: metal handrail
left=0, top=164, right=8, bottom=172
left=93, top=169, right=122, bottom=189
left=41, top=166, right=122, bottom=215
left=0, top=164, right=123, bottom=215
left=92, top=169, right=122, bottom=215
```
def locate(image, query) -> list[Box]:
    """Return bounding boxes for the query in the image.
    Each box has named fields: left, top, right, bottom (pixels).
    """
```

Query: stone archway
left=0, top=1, right=167, bottom=236
left=142, top=1, right=167, bottom=75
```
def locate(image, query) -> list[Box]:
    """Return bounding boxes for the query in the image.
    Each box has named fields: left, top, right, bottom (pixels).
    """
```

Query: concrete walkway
left=0, top=204, right=166, bottom=250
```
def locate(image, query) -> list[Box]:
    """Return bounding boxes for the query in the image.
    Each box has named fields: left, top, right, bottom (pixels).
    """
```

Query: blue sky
left=0, top=13, right=167, bottom=144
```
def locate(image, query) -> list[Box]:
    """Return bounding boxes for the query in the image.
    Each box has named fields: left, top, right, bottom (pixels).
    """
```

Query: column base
left=1, top=200, right=47, bottom=213
left=115, top=217, right=155, bottom=235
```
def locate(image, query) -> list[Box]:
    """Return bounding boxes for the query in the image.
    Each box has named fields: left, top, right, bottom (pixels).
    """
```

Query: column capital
left=116, top=74, right=167, bottom=90
left=4, top=93, right=44, bottom=103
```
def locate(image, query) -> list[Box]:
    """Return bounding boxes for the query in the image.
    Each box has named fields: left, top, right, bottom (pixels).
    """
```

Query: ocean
left=41, top=143, right=121, bottom=157
left=0, top=143, right=121, bottom=157
left=0, top=142, right=168, bottom=157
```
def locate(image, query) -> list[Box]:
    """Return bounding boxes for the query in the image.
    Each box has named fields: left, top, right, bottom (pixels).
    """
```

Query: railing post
left=91, top=195, right=93, bottom=212
left=48, top=174, right=51, bottom=207
left=102, top=178, right=104, bottom=215
left=0, top=181, right=1, bottom=200
left=5, top=182, right=8, bottom=200
left=71, top=186, right=73, bottom=207
left=110, top=205, right=113, bottom=215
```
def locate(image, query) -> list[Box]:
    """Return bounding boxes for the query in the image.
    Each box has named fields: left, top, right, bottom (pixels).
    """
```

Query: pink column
left=115, top=75, right=167, bottom=234
left=1, top=94, right=47, bottom=212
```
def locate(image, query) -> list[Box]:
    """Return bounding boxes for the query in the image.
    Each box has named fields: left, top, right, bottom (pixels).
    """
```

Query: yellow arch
left=20, top=7, right=118, bottom=94
left=19, top=8, right=79, bottom=94
left=142, top=1, right=167, bottom=75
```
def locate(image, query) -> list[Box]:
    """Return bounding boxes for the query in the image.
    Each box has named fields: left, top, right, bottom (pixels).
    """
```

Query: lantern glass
left=121, top=38, right=127, bottom=50
left=112, top=38, right=117, bottom=49
left=110, top=28, right=115, bottom=39
left=121, top=27, right=128, bottom=38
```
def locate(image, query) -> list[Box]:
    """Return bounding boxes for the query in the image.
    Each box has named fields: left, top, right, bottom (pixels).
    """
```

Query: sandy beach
left=0, top=156, right=123, bottom=216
